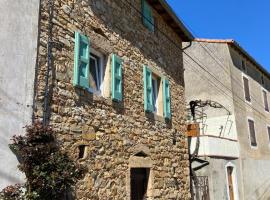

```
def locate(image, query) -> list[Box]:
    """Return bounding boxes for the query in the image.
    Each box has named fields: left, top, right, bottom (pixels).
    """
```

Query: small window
left=267, top=127, right=270, bottom=143
left=89, top=51, right=105, bottom=94
left=261, top=75, right=265, bottom=85
left=243, top=76, right=251, bottom=102
left=241, top=60, right=246, bottom=72
left=142, top=0, right=154, bottom=32
left=248, top=119, right=257, bottom=147
left=263, top=90, right=269, bottom=112
left=152, top=75, right=160, bottom=113
left=78, top=145, right=87, bottom=159
left=143, top=66, right=171, bottom=119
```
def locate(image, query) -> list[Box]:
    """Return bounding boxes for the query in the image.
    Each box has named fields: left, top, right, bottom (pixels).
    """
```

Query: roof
left=194, top=38, right=270, bottom=78
left=148, top=0, right=194, bottom=41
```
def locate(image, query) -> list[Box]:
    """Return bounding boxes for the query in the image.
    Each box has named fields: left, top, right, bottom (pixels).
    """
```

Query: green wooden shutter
left=111, top=54, right=123, bottom=101
left=143, top=65, right=153, bottom=112
left=73, top=32, right=90, bottom=88
left=163, top=78, right=171, bottom=119
left=142, top=0, right=154, bottom=31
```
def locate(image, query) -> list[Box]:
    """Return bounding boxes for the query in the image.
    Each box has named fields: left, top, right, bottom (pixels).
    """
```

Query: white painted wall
left=201, top=115, right=238, bottom=140
left=0, top=0, right=40, bottom=189
left=190, top=136, right=239, bottom=158
left=189, top=115, right=239, bottom=158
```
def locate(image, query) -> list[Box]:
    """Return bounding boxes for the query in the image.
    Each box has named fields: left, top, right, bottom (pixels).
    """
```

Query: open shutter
left=142, top=0, right=154, bottom=31
left=73, top=32, right=90, bottom=88
left=111, top=54, right=123, bottom=101
left=143, top=66, right=153, bottom=112
left=163, top=78, right=171, bottom=119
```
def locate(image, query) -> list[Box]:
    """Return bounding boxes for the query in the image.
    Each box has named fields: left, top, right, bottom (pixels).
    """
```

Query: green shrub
left=1, top=122, right=84, bottom=200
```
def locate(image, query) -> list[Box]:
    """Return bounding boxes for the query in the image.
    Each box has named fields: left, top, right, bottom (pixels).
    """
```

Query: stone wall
left=35, top=0, right=190, bottom=199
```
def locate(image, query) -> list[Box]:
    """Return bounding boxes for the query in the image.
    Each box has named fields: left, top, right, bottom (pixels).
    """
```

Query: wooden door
left=227, top=167, right=235, bottom=200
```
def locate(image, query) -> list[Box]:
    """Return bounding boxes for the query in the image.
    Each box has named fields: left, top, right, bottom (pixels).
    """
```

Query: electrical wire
left=118, top=0, right=270, bottom=124
left=170, top=7, right=270, bottom=116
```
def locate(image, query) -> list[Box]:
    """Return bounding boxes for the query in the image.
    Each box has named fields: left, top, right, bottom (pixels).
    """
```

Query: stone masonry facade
left=34, top=0, right=190, bottom=199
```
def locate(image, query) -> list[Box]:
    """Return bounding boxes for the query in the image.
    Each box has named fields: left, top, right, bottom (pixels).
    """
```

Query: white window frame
left=88, top=48, right=105, bottom=96
left=262, top=88, right=269, bottom=112
left=242, top=73, right=251, bottom=104
left=247, top=117, right=258, bottom=149
left=225, top=162, right=239, bottom=200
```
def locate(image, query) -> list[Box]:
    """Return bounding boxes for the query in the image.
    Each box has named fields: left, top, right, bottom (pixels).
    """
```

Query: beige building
left=184, top=39, right=270, bottom=200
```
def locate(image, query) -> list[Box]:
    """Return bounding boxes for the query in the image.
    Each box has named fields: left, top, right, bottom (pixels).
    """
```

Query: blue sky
left=167, top=0, right=270, bottom=70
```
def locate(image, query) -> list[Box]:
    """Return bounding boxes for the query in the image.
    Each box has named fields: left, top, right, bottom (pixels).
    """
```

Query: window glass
left=89, top=53, right=102, bottom=92
left=152, top=78, right=158, bottom=112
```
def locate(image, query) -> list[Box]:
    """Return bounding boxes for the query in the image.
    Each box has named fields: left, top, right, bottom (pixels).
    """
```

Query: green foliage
left=1, top=122, right=84, bottom=200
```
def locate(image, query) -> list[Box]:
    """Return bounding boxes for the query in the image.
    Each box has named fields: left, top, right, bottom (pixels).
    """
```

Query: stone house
left=184, top=38, right=270, bottom=200
left=0, top=0, right=194, bottom=199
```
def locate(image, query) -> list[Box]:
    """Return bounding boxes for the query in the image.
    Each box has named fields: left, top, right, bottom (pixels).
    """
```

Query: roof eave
left=194, top=38, right=270, bottom=79
left=230, top=41, right=270, bottom=78
left=149, top=0, right=194, bottom=41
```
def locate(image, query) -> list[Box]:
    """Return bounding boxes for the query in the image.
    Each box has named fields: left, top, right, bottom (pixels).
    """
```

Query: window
left=261, top=75, right=265, bottom=85
left=89, top=52, right=104, bottom=94
left=143, top=66, right=171, bottom=119
left=241, top=60, right=246, bottom=72
left=267, top=127, right=270, bottom=143
left=248, top=119, right=257, bottom=147
left=152, top=75, right=160, bottom=113
left=78, top=145, right=87, bottom=159
left=243, top=76, right=251, bottom=102
left=74, top=32, right=123, bottom=101
left=263, top=90, right=269, bottom=112
left=142, top=0, right=154, bottom=32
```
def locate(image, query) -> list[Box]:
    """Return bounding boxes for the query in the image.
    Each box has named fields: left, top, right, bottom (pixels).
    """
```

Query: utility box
left=186, top=123, right=200, bottom=137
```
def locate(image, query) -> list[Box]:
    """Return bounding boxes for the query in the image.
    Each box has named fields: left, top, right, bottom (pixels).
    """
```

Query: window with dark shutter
left=261, top=75, right=265, bottom=85
left=263, top=90, right=269, bottom=112
left=267, top=127, right=270, bottom=143
left=242, top=60, right=246, bottom=72
left=248, top=119, right=257, bottom=147
left=243, top=77, right=251, bottom=102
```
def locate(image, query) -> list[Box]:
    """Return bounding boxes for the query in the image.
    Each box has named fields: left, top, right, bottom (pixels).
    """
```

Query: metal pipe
left=43, top=0, right=54, bottom=125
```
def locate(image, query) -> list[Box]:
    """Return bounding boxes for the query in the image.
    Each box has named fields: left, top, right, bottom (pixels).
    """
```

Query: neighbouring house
left=0, top=0, right=40, bottom=189
left=0, top=0, right=195, bottom=199
left=184, top=38, right=270, bottom=200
